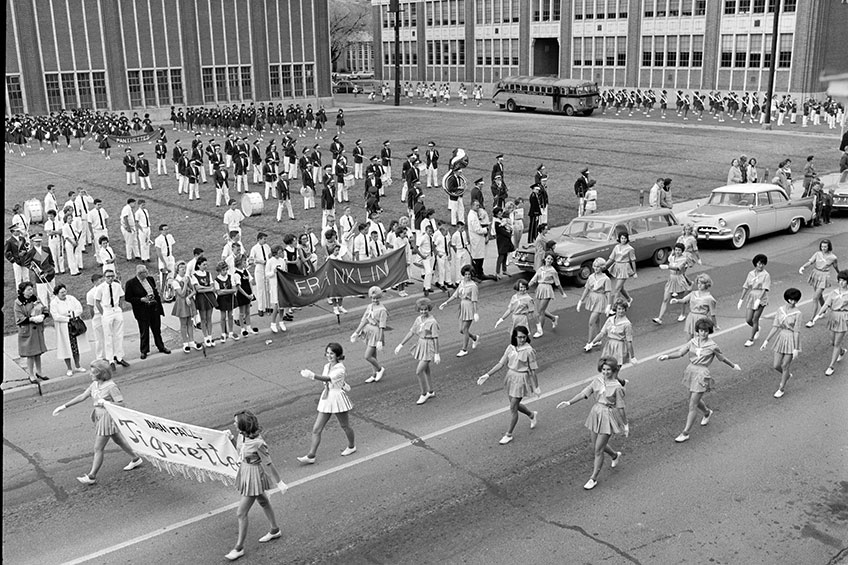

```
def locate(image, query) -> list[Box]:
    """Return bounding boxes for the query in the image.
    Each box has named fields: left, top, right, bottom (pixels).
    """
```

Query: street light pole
left=389, top=0, right=402, bottom=107
left=762, top=0, right=781, bottom=130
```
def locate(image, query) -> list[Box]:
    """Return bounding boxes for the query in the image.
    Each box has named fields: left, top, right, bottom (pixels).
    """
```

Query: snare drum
left=416, top=162, right=426, bottom=174
left=241, top=192, right=264, bottom=216
left=343, top=173, right=355, bottom=188
left=24, top=198, right=44, bottom=224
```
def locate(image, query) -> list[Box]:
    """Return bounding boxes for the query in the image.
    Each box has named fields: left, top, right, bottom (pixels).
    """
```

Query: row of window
left=477, top=0, right=521, bottom=24
left=382, top=41, right=419, bottom=66
left=381, top=2, right=418, bottom=27
left=640, top=35, right=706, bottom=67
left=573, top=36, right=628, bottom=67
left=531, top=0, right=562, bottom=21
left=427, top=40, right=467, bottom=66
left=268, top=63, right=316, bottom=99
left=427, top=0, right=466, bottom=26
left=476, top=39, right=520, bottom=67
left=574, top=0, right=628, bottom=19
left=346, top=43, right=374, bottom=73
left=200, top=66, right=252, bottom=104
left=719, top=33, right=792, bottom=68
left=45, top=72, right=109, bottom=112
left=642, top=0, right=707, bottom=17
left=7, top=76, right=25, bottom=115
left=722, top=0, right=797, bottom=15
left=128, top=69, right=185, bottom=108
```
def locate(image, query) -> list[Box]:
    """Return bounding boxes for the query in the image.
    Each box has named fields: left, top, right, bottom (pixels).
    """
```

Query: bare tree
left=329, top=0, right=371, bottom=72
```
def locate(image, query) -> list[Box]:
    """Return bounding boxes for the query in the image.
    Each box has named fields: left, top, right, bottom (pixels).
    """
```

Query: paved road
left=3, top=222, right=846, bottom=565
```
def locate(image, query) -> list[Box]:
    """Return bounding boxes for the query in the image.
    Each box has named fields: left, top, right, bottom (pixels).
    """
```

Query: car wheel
left=506, top=99, right=517, bottom=112
left=651, top=247, right=670, bottom=266
left=787, top=217, right=801, bottom=234
left=730, top=226, right=748, bottom=249
left=563, top=105, right=575, bottom=116
left=576, top=262, right=593, bottom=284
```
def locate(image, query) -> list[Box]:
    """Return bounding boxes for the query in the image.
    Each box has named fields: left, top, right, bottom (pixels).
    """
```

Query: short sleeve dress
left=583, top=272, right=611, bottom=313
left=599, top=315, right=633, bottom=365
left=235, top=434, right=275, bottom=496
left=682, top=337, right=722, bottom=393
left=770, top=306, right=802, bottom=355
left=608, top=243, right=636, bottom=279
left=410, top=315, right=440, bottom=361
left=532, top=266, right=559, bottom=300
left=665, top=254, right=692, bottom=295
left=455, top=280, right=478, bottom=321
left=581, top=377, right=626, bottom=435
left=742, top=269, right=771, bottom=309
left=823, top=288, right=848, bottom=333
left=501, top=344, right=538, bottom=398
left=676, top=234, right=700, bottom=265
left=806, top=251, right=838, bottom=289
left=684, top=291, right=716, bottom=336
left=170, top=275, right=197, bottom=319
left=360, top=303, right=388, bottom=347
left=87, top=380, right=125, bottom=436
left=507, top=293, right=536, bottom=331
left=317, top=362, right=353, bottom=413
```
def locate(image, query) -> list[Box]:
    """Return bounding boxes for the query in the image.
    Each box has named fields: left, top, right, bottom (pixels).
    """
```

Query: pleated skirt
left=235, top=463, right=274, bottom=497
left=584, top=403, right=624, bottom=435
left=92, top=407, right=119, bottom=436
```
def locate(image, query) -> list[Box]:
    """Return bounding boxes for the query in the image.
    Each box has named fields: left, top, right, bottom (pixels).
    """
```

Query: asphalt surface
left=3, top=221, right=847, bottom=565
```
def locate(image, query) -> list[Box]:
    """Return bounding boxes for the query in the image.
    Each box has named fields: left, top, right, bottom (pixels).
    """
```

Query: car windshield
left=562, top=219, right=613, bottom=241
left=707, top=192, right=753, bottom=206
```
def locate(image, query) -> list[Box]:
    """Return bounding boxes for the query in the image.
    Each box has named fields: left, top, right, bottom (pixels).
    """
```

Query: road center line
left=61, top=300, right=812, bottom=564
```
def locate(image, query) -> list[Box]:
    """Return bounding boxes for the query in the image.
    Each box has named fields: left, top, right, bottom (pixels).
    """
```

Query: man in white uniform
left=120, top=198, right=141, bottom=260
left=249, top=232, right=272, bottom=315
left=134, top=199, right=153, bottom=262
left=95, top=269, right=130, bottom=369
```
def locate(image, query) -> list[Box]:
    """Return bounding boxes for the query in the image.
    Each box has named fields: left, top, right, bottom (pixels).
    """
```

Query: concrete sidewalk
left=2, top=197, right=706, bottom=402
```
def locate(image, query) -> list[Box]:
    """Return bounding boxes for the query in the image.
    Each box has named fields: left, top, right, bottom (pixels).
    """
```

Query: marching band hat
left=313, top=143, right=320, bottom=149
left=580, top=166, right=589, bottom=174
left=474, top=178, right=483, bottom=185
left=383, top=140, right=390, bottom=144
left=30, top=233, right=43, bottom=241
left=370, top=155, right=379, bottom=161
left=333, top=135, right=339, bottom=140
left=494, top=173, right=502, bottom=179
left=356, top=138, right=362, bottom=144
left=496, top=154, right=504, bottom=159
left=427, top=141, right=435, bottom=146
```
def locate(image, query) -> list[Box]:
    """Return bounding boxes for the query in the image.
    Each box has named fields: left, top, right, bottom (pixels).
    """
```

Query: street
left=3, top=221, right=847, bottom=565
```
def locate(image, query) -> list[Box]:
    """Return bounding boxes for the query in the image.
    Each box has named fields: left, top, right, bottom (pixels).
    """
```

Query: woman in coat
left=14, top=281, right=48, bottom=384
left=50, top=283, right=90, bottom=376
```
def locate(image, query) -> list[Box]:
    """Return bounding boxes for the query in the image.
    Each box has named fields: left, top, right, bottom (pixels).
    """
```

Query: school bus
left=491, top=76, right=600, bottom=116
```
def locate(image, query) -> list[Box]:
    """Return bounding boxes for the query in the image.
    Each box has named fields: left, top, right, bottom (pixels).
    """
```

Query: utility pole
left=389, top=0, right=402, bottom=107
left=762, top=0, right=781, bottom=130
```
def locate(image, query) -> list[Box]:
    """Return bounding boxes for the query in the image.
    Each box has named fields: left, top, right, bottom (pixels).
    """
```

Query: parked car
left=350, top=71, right=374, bottom=79
left=332, top=80, right=359, bottom=94
left=685, top=183, right=814, bottom=249
left=514, top=207, right=681, bottom=283
left=822, top=171, right=848, bottom=213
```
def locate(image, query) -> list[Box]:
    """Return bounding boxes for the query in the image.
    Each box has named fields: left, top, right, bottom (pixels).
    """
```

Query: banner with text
left=106, top=131, right=157, bottom=144
left=276, top=247, right=408, bottom=308
left=103, top=402, right=239, bottom=486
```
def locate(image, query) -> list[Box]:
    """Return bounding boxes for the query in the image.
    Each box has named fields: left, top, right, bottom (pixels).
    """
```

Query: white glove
left=376, top=342, right=383, bottom=351
left=533, top=387, right=541, bottom=397
left=433, top=353, right=441, bottom=365
left=52, top=405, right=66, bottom=416
left=732, top=363, right=742, bottom=371
left=792, top=349, right=800, bottom=359
left=659, top=264, right=669, bottom=270
left=630, top=357, right=639, bottom=365
left=394, top=344, right=403, bottom=355
left=473, top=313, right=480, bottom=322
left=737, top=299, right=743, bottom=310
left=349, top=333, right=358, bottom=343
left=495, top=318, right=504, bottom=328
left=438, top=303, right=446, bottom=310
left=556, top=400, right=570, bottom=409
left=624, top=424, right=630, bottom=437
left=277, top=480, right=288, bottom=495
left=584, top=343, right=594, bottom=352
left=477, top=373, right=490, bottom=385
left=798, top=266, right=805, bottom=275
left=31, top=315, right=44, bottom=324
left=576, top=302, right=582, bottom=313
left=658, top=355, right=669, bottom=361
left=224, top=429, right=234, bottom=440
left=342, top=382, right=351, bottom=392
left=93, top=399, right=105, bottom=407
left=759, top=341, right=768, bottom=351
left=697, top=259, right=703, bottom=265
left=299, top=369, right=315, bottom=380
left=632, top=272, right=638, bottom=279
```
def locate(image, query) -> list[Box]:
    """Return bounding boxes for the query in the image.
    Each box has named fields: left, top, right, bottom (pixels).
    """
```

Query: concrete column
left=464, top=0, right=475, bottom=82
left=249, top=0, right=269, bottom=101
left=99, top=0, right=129, bottom=110
left=519, top=0, right=531, bottom=75
left=700, top=0, right=723, bottom=90
left=559, top=1, right=574, bottom=78
left=417, top=1, right=427, bottom=81
left=625, top=0, right=643, bottom=87
left=313, top=0, right=333, bottom=97
left=177, top=0, right=202, bottom=106
left=372, top=4, right=384, bottom=81
left=11, top=0, right=47, bottom=114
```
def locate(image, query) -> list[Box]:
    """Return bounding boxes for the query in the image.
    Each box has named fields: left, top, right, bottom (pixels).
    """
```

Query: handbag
left=68, top=315, right=87, bottom=338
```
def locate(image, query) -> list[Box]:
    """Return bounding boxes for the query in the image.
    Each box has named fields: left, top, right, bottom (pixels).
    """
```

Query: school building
left=371, top=0, right=847, bottom=96
left=5, top=0, right=333, bottom=116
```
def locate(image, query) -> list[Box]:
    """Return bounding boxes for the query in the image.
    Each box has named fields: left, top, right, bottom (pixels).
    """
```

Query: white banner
left=103, top=402, right=239, bottom=486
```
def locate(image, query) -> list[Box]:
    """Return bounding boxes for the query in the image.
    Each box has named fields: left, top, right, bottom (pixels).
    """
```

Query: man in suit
left=5, top=226, right=30, bottom=287
left=425, top=141, right=439, bottom=188
left=469, top=177, right=485, bottom=209
left=574, top=167, right=590, bottom=217
left=124, top=264, right=171, bottom=359
left=491, top=154, right=505, bottom=182
left=21, top=233, right=55, bottom=306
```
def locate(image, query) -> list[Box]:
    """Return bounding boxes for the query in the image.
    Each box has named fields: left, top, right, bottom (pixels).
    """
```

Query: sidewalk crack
left=3, top=438, right=68, bottom=502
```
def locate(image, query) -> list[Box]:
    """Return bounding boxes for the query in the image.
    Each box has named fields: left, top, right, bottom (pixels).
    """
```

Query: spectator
left=50, top=283, right=89, bottom=377
left=14, top=281, right=48, bottom=385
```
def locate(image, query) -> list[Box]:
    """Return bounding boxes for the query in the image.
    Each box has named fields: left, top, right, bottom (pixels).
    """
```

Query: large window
left=215, top=67, right=227, bottom=102
left=749, top=35, right=762, bottom=67
left=241, top=67, right=252, bottom=100
left=45, top=74, right=62, bottom=112
left=778, top=33, right=792, bottom=68
left=734, top=35, right=747, bottom=67
left=269, top=65, right=281, bottom=99
left=61, top=73, right=77, bottom=108
left=127, top=71, right=142, bottom=108
left=142, top=70, right=156, bottom=106
left=203, top=68, right=215, bottom=103
left=679, top=36, right=690, bottom=66
left=691, top=35, right=703, bottom=67
left=305, top=63, right=315, bottom=96
left=666, top=36, right=677, bottom=66
left=293, top=64, right=304, bottom=97
left=642, top=37, right=653, bottom=67
left=281, top=64, right=292, bottom=97
left=6, top=76, right=24, bottom=115
left=720, top=35, right=733, bottom=67
left=78, top=73, right=93, bottom=109
left=170, top=70, right=183, bottom=104
left=93, top=72, right=109, bottom=108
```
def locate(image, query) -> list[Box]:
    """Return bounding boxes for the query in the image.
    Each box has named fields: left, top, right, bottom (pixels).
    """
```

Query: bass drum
left=241, top=192, right=264, bottom=217
left=25, top=198, right=44, bottom=224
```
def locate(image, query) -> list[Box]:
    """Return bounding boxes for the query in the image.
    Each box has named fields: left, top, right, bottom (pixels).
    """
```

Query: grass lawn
left=4, top=105, right=838, bottom=334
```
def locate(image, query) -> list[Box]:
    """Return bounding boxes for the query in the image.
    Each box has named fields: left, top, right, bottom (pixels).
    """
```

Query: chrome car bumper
left=695, top=226, right=733, bottom=240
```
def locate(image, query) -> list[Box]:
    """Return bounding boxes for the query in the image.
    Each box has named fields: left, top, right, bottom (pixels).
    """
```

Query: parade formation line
left=60, top=297, right=814, bottom=565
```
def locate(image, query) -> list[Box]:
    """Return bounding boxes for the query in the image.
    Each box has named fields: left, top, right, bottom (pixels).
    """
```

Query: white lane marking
left=61, top=299, right=814, bottom=564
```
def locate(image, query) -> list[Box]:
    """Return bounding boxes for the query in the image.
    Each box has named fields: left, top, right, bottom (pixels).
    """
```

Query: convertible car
left=514, top=207, right=681, bottom=283
left=686, top=183, right=814, bottom=249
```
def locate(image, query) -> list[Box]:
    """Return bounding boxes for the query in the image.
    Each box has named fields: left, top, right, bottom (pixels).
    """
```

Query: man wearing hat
left=177, top=147, right=191, bottom=195
left=330, top=135, right=344, bottom=174
left=155, top=136, right=168, bottom=175
left=44, top=209, right=65, bottom=274
left=527, top=184, right=542, bottom=241
left=123, top=148, right=138, bottom=186
left=224, top=133, right=236, bottom=170
left=171, top=139, right=183, bottom=180
left=125, top=263, right=171, bottom=359
left=321, top=165, right=336, bottom=226
left=491, top=154, right=505, bottom=182
left=380, top=140, right=392, bottom=180
left=353, top=139, right=365, bottom=179
left=491, top=174, right=508, bottom=210
left=233, top=148, right=249, bottom=194
left=425, top=141, right=439, bottom=189
left=310, top=143, right=323, bottom=185
left=402, top=153, right=419, bottom=203
left=263, top=156, right=279, bottom=200
left=574, top=167, right=590, bottom=217
left=470, top=177, right=485, bottom=209
left=250, top=139, right=263, bottom=185
left=214, top=161, right=231, bottom=206
left=366, top=155, right=385, bottom=196
left=23, top=234, right=56, bottom=305
left=137, top=151, right=152, bottom=190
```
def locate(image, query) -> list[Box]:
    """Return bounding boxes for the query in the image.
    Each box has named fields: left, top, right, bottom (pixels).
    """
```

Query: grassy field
left=3, top=105, right=839, bottom=334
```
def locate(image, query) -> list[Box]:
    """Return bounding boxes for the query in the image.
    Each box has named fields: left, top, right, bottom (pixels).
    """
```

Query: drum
left=24, top=199, right=43, bottom=224
left=241, top=192, right=264, bottom=217
left=416, top=162, right=427, bottom=174
left=381, top=174, right=393, bottom=187
left=344, top=173, right=355, bottom=188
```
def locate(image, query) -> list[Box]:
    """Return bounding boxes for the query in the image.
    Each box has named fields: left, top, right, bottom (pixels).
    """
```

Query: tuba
left=442, top=148, right=469, bottom=199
